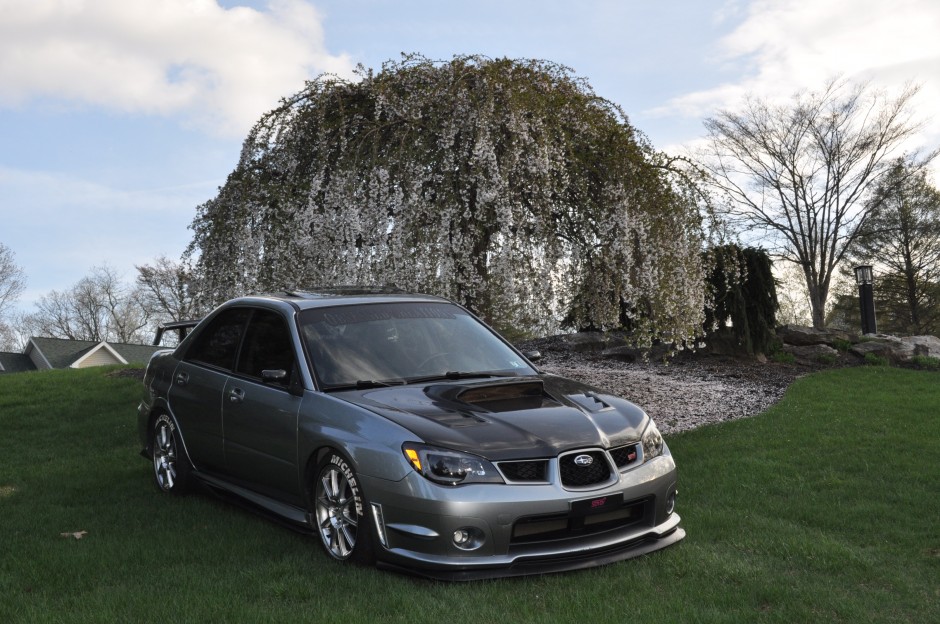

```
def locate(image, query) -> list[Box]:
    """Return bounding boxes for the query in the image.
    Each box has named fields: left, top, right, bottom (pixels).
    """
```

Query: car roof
left=235, top=288, right=451, bottom=311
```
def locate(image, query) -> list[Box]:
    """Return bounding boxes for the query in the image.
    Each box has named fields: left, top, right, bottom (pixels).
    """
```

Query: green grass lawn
left=0, top=365, right=937, bottom=623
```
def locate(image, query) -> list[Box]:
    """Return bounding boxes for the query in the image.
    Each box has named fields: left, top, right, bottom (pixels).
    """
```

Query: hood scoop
left=425, top=379, right=555, bottom=413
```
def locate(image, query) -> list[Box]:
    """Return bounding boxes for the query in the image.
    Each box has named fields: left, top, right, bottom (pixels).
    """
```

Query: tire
left=313, top=452, right=374, bottom=564
left=151, top=414, right=190, bottom=494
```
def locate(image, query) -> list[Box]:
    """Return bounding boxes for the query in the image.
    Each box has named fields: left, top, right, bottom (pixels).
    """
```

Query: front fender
left=297, top=391, right=416, bottom=483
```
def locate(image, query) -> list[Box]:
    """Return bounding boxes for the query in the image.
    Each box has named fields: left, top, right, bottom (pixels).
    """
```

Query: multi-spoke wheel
left=152, top=414, right=189, bottom=494
left=314, top=453, right=373, bottom=563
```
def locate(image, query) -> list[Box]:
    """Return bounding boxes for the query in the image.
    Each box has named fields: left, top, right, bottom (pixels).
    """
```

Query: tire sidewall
left=314, top=451, right=374, bottom=564
left=152, top=413, right=189, bottom=494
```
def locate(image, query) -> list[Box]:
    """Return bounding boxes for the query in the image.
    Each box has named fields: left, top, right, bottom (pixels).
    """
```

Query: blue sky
left=2, top=0, right=939, bottom=314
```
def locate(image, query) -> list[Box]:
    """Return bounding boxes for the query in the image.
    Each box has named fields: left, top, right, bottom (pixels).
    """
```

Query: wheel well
left=143, top=409, right=168, bottom=458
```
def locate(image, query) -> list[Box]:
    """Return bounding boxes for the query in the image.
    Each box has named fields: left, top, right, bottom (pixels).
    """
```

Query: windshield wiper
left=324, top=379, right=406, bottom=391
left=404, top=371, right=506, bottom=384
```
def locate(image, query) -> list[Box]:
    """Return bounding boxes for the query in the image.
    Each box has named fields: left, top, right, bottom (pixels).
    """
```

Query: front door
left=223, top=308, right=303, bottom=500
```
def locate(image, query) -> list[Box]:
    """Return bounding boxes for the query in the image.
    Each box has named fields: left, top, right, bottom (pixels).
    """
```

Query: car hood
left=335, top=374, right=650, bottom=461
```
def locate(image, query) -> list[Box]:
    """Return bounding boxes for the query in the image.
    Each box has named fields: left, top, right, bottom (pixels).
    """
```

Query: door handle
left=175, top=371, right=189, bottom=386
left=228, top=387, right=246, bottom=404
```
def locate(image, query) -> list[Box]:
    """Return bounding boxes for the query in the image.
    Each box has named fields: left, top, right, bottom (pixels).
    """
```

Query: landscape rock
left=904, top=335, right=940, bottom=358
left=599, top=346, right=639, bottom=362
left=565, top=332, right=613, bottom=353
left=849, top=336, right=914, bottom=363
left=783, top=343, right=839, bottom=364
left=777, top=324, right=853, bottom=347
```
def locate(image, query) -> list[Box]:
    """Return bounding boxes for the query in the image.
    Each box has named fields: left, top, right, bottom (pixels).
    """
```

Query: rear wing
left=152, top=319, right=201, bottom=346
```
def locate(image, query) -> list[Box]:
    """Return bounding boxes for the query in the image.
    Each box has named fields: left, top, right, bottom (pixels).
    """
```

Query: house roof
left=27, top=337, right=165, bottom=369
left=111, top=342, right=167, bottom=364
left=0, top=352, right=37, bottom=373
left=29, top=337, right=101, bottom=369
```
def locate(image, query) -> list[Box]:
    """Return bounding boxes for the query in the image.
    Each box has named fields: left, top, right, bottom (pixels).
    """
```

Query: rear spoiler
left=153, top=319, right=201, bottom=346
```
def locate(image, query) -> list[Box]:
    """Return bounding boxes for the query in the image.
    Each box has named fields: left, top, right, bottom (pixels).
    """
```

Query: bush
left=703, top=245, right=778, bottom=355
left=864, top=352, right=890, bottom=367
left=832, top=338, right=853, bottom=352
left=909, top=355, right=940, bottom=371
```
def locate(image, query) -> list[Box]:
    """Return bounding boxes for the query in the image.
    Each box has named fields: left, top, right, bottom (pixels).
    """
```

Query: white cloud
left=651, top=0, right=940, bottom=176
left=0, top=0, right=356, bottom=136
left=654, top=0, right=940, bottom=122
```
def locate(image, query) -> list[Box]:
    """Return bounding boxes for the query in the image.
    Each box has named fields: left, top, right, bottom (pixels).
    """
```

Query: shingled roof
left=3, top=337, right=166, bottom=374
left=0, top=351, right=37, bottom=373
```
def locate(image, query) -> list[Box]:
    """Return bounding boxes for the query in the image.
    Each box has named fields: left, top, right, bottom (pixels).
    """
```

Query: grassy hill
left=0, top=365, right=937, bottom=623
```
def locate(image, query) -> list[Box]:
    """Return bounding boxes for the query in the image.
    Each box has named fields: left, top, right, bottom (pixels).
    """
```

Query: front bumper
left=361, top=450, right=684, bottom=579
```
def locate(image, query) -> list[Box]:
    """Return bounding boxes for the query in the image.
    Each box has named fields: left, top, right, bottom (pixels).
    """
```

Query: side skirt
left=196, top=472, right=314, bottom=532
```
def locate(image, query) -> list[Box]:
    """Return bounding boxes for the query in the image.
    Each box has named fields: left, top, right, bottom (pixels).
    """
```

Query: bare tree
left=136, top=256, right=202, bottom=324
left=0, top=243, right=25, bottom=318
left=22, top=266, right=151, bottom=344
left=0, top=243, right=26, bottom=351
left=703, top=79, right=934, bottom=328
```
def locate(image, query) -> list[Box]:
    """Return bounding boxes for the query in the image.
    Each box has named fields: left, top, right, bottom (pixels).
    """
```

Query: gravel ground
left=520, top=338, right=809, bottom=435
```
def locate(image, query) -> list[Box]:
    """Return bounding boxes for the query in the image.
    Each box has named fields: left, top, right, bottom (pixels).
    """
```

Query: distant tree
left=704, top=245, right=778, bottom=354
left=0, top=243, right=26, bottom=351
left=703, top=79, right=934, bottom=329
left=136, top=256, right=203, bottom=324
left=0, top=243, right=25, bottom=319
left=22, top=266, right=150, bottom=344
left=188, top=55, right=708, bottom=347
left=843, top=158, right=940, bottom=334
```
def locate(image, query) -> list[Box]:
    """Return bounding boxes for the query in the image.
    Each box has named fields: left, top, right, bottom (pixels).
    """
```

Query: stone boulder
left=564, top=332, right=610, bottom=353
left=905, top=335, right=940, bottom=358
left=849, top=339, right=903, bottom=362
left=782, top=343, right=839, bottom=365
left=777, top=325, right=853, bottom=347
left=848, top=334, right=940, bottom=363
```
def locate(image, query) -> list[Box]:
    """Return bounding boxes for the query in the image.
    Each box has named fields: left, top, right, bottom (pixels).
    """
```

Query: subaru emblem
left=573, top=454, right=594, bottom=467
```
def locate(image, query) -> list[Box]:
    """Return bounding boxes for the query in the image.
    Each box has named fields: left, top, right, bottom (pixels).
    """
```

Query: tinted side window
left=185, top=308, right=252, bottom=370
left=236, top=310, right=295, bottom=384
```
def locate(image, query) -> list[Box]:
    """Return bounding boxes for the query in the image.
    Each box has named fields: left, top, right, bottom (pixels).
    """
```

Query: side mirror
left=523, top=350, right=542, bottom=362
left=261, top=369, right=288, bottom=383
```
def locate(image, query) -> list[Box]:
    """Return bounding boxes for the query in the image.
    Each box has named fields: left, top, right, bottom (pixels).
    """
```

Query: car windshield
left=298, top=302, right=536, bottom=388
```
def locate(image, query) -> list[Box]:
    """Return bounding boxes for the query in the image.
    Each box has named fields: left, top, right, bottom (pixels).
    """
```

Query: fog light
left=452, top=526, right=485, bottom=551
left=665, top=490, right=677, bottom=516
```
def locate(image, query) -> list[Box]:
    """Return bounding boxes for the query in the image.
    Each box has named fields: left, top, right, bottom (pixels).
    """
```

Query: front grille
left=498, top=460, right=549, bottom=482
left=610, top=443, right=640, bottom=469
left=559, top=450, right=611, bottom=488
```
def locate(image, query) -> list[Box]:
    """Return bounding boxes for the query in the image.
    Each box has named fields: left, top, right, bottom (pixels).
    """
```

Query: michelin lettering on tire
left=331, top=454, right=363, bottom=516
left=155, top=413, right=175, bottom=434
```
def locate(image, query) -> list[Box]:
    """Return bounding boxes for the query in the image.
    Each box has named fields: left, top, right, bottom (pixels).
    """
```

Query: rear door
left=168, top=307, right=251, bottom=471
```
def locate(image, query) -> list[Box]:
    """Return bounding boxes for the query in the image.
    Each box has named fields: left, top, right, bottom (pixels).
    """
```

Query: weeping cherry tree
left=187, top=55, right=707, bottom=346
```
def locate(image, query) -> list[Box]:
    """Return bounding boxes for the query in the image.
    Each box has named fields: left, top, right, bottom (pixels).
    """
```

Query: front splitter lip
left=375, top=514, right=685, bottom=581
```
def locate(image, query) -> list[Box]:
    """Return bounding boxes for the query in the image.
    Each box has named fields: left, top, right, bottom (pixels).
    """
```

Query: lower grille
left=510, top=498, right=650, bottom=545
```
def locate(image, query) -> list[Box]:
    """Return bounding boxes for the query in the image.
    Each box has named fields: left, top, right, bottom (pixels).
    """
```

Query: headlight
left=642, top=421, right=664, bottom=460
left=402, top=444, right=504, bottom=486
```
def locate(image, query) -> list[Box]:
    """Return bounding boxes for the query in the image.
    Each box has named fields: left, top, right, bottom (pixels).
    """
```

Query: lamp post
left=854, top=265, right=877, bottom=335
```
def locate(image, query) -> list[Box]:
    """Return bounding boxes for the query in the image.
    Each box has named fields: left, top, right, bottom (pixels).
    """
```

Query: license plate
left=571, top=493, right=624, bottom=515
